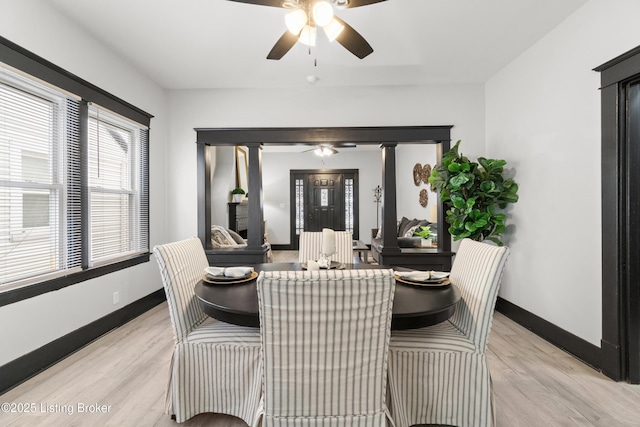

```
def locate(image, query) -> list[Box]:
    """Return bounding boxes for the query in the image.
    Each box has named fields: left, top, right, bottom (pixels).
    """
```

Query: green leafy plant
left=413, top=225, right=432, bottom=239
left=231, top=188, right=245, bottom=195
left=428, top=140, right=519, bottom=246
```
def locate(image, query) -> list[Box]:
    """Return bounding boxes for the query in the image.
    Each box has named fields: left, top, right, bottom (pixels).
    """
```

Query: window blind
left=0, top=64, right=149, bottom=291
left=0, top=68, right=80, bottom=286
left=88, top=104, right=147, bottom=265
left=0, top=38, right=152, bottom=302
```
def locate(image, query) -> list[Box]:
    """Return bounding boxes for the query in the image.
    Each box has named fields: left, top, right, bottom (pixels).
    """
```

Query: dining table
left=194, top=263, right=461, bottom=331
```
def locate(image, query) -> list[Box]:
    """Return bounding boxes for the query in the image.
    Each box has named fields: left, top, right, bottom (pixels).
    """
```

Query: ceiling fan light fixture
left=314, top=146, right=337, bottom=157
left=323, top=17, right=344, bottom=41
left=299, top=25, right=317, bottom=46
left=312, top=1, right=334, bottom=26
left=333, top=0, right=349, bottom=9
left=285, top=8, right=307, bottom=34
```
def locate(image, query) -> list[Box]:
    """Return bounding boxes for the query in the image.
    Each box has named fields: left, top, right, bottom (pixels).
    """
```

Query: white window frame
left=0, top=70, right=76, bottom=288
left=88, top=105, right=145, bottom=267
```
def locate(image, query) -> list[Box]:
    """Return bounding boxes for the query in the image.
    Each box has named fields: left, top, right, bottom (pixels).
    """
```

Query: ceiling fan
left=302, top=142, right=357, bottom=156
left=227, top=0, right=387, bottom=60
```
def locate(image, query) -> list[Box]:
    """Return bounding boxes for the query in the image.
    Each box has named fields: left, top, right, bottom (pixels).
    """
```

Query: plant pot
left=421, top=238, right=433, bottom=247
left=233, top=194, right=242, bottom=203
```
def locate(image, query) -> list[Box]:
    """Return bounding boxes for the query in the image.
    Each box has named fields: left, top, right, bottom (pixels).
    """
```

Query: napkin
left=429, top=271, right=450, bottom=280
left=394, top=270, right=450, bottom=282
left=204, top=266, right=253, bottom=278
left=205, top=266, right=225, bottom=277
left=224, top=266, right=254, bottom=278
left=395, top=271, right=432, bottom=282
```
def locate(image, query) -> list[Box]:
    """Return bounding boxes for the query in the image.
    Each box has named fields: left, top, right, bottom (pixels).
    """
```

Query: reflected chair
left=298, top=230, right=353, bottom=264
left=254, top=269, right=396, bottom=426
left=387, top=238, right=510, bottom=427
left=153, top=237, right=262, bottom=424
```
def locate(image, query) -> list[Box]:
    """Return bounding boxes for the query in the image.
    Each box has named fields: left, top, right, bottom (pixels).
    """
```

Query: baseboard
left=270, top=244, right=294, bottom=251
left=0, top=289, right=166, bottom=395
left=495, top=297, right=601, bottom=371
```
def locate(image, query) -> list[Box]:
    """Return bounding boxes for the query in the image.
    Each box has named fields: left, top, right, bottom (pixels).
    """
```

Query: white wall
left=262, top=150, right=381, bottom=245
left=167, top=84, right=485, bottom=244
left=486, top=0, right=640, bottom=346
left=396, top=145, right=439, bottom=225
left=0, top=1, right=169, bottom=365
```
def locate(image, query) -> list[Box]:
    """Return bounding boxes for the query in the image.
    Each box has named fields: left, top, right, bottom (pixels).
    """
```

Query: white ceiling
left=47, top=0, right=588, bottom=90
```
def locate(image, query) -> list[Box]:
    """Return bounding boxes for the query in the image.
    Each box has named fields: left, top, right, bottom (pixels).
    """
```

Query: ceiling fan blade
left=342, top=0, right=387, bottom=8
left=267, top=31, right=299, bottom=60
left=333, top=17, right=373, bottom=59
left=226, top=0, right=283, bottom=7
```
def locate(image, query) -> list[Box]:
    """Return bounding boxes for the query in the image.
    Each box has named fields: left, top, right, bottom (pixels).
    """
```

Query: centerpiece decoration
left=318, top=228, right=336, bottom=268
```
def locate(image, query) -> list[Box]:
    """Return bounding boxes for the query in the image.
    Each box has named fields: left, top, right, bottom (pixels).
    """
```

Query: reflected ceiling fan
left=302, top=142, right=357, bottom=156
left=227, top=0, right=386, bottom=60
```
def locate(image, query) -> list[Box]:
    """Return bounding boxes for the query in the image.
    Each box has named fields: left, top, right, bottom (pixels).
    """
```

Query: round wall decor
left=419, top=189, right=428, bottom=207
left=422, top=164, right=432, bottom=184
left=413, top=163, right=422, bottom=186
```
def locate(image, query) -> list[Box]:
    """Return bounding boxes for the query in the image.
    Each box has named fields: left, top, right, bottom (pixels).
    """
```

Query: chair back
left=257, top=269, right=395, bottom=426
left=448, top=238, right=510, bottom=351
left=153, top=237, right=209, bottom=343
left=298, top=230, right=353, bottom=264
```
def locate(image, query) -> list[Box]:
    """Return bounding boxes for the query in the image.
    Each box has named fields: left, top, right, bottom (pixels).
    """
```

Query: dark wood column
left=196, top=143, right=211, bottom=249
left=436, top=140, right=452, bottom=252
left=246, top=143, right=264, bottom=249
left=380, top=143, right=400, bottom=254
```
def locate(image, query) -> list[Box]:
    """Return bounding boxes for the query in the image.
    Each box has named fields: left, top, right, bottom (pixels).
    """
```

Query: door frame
left=290, top=169, right=359, bottom=250
left=596, top=45, right=640, bottom=383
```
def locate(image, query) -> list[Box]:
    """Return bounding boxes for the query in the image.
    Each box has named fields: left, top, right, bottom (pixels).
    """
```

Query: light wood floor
left=2, top=251, right=640, bottom=426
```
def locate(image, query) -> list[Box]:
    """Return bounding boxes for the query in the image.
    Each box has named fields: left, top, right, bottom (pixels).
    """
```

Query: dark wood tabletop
left=194, top=263, right=461, bottom=331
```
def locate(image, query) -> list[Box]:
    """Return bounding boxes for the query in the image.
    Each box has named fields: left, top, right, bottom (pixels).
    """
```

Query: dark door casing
left=291, top=169, right=359, bottom=249
left=596, top=45, right=640, bottom=383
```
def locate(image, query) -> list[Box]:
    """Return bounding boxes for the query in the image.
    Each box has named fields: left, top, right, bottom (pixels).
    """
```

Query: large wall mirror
left=196, top=126, right=454, bottom=266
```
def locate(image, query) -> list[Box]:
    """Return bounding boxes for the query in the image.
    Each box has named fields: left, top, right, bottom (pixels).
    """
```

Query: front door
left=307, top=172, right=343, bottom=231
left=290, top=169, right=359, bottom=249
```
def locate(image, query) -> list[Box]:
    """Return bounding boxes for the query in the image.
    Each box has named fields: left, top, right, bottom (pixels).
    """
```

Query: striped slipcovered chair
left=254, top=269, right=396, bottom=427
left=153, top=237, right=262, bottom=424
left=387, top=238, right=510, bottom=427
left=298, top=230, right=354, bottom=264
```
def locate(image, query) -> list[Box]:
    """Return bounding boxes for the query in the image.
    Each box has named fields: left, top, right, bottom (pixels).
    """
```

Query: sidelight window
left=295, top=178, right=304, bottom=235
left=345, top=178, right=354, bottom=233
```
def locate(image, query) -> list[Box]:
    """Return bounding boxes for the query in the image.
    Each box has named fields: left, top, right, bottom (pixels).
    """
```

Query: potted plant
left=413, top=225, right=433, bottom=247
left=428, top=140, right=519, bottom=246
left=231, top=187, right=245, bottom=203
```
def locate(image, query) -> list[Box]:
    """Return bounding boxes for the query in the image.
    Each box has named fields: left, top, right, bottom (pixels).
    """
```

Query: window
left=88, top=105, right=147, bottom=265
left=0, top=69, right=77, bottom=286
left=345, top=178, right=354, bottom=233
left=295, top=178, right=304, bottom=235
left=0, top=45, right=150, bottom=299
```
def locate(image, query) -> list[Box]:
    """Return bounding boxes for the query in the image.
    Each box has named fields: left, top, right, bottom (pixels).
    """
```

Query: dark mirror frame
left=195, top=126, right=454, bottom=268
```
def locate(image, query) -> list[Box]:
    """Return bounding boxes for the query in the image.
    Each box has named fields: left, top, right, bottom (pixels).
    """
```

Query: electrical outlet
left=113, top=291, right=120, bottom=305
